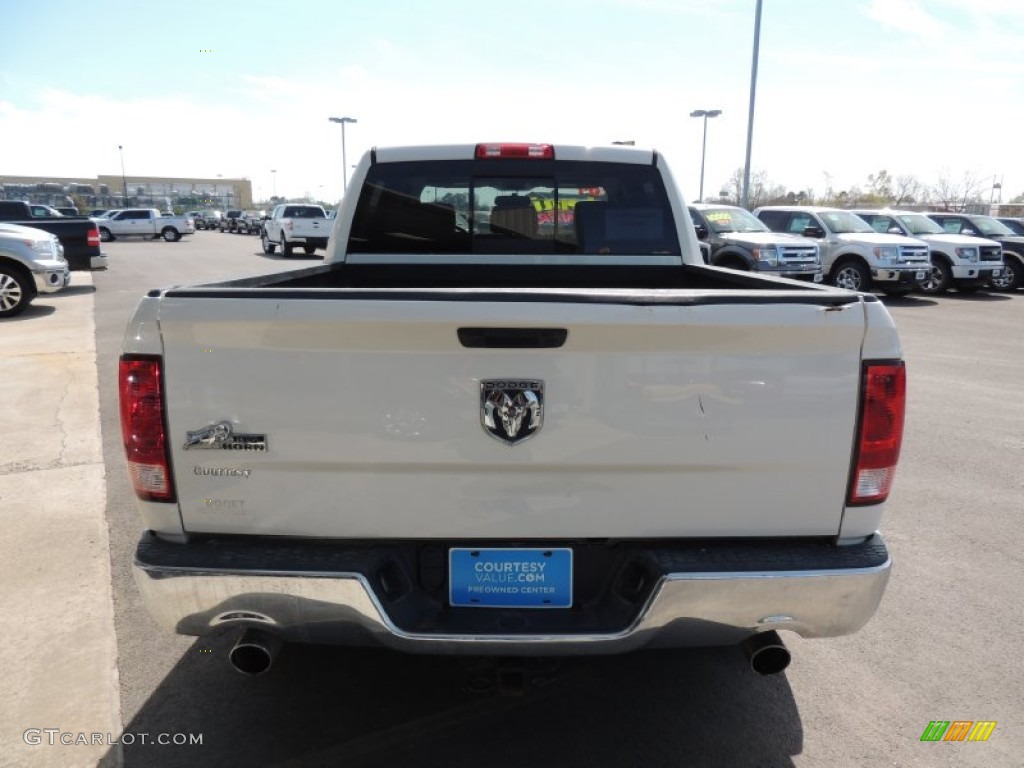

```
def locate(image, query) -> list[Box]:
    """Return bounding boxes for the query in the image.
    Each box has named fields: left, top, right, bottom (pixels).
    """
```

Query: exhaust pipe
left=229, top=628, right=284, bottom=676
left=741, top=630, right=791, bottom=676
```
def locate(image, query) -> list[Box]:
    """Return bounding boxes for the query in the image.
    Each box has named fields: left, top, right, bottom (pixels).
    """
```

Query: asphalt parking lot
left=3, top=231, right=1022, bottom=767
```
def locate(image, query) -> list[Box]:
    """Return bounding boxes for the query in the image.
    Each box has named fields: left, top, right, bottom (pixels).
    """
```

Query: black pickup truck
left=0, top=201, right=107, bottom=271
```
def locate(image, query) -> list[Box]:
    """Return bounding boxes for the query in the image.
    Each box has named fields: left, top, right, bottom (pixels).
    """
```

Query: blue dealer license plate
left=449, top=548, right=573, bottom=608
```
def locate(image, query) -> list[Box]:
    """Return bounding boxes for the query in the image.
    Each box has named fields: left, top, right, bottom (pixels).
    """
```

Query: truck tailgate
left=158, top=293, right=867, bottom=538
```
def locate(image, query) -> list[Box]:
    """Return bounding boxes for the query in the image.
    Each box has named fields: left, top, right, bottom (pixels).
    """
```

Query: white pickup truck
left=755, top=205, right=930, bottom=295
left=852, top=209, right=1004, bottom=294
left=260, top=203, right=331, bottom=256
left=120, top=143, right=905, bottom=677
left=98, top=208, right=195, bottom=242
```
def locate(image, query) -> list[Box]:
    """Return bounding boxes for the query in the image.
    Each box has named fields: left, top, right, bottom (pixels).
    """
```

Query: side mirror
left=694, top=224, right=709, bottom=240
left=887, top=226, right=903, bottom=235
left=803, top=226, right=825, bottom=238
left=962, top=228, right=976, bottom=236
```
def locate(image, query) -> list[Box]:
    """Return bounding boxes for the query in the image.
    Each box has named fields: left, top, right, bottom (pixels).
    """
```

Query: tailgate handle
left=458, top=328, right=567, bottom=349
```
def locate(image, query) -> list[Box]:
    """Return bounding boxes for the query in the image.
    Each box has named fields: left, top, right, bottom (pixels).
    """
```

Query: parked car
left=219, top=210, right=244, bottom=233
left=0, top=222, right=70, bottom=317
left=997, top=217, right=1024, bottom=236
left=28, top=204, right=63, bottom=217
left=754, top=206, right=930, bottom=295
left=238, top=210, right=266, bottom=234
left=688, top=204, right=822, bottom=282
left=121, top=141, right=905, bottom=675
left=852, top=209, right=1003, bottom=294
left=194, top=210, right=222, bottom=230
left=261, top=203, right=330, bottom=256
left=926, top=212, right=1024, bottom=292
left=97, top=208, right=195, bottom=242
left=0, top=200, right=106, bottom=271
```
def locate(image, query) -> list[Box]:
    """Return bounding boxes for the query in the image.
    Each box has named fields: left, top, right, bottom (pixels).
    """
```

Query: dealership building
left=0, top=173, right=253, bottom=211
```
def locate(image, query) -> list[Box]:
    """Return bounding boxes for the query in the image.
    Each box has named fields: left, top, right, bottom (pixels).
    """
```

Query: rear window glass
left=347, top=159, right=680, bottom=257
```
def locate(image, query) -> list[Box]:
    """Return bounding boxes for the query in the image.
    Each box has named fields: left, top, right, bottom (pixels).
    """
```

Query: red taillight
left=118, top=356, right=175, bottom=502
left=475, top=143, right=554, bottom=160
left=87, top=227, right=100, bottom=248
left=848, top=362, right=906, bottom=505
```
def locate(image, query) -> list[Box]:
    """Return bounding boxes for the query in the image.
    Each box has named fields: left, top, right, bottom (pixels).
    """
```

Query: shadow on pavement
left=938, top=290, right=1014, bottom=302
left=6, top=303, right=57, bottom=320
left=105, top=638, right=802, bottom=767
left=877, top=294, right=937, bottom=308
left=51, top=284, right=97, bottom=296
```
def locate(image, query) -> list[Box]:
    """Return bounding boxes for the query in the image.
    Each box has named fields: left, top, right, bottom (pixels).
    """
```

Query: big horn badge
left=480, top=380, right=544, bottom=446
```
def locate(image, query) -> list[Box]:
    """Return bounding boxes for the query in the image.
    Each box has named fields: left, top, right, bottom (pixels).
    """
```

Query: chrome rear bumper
left=133, top=534, right=891, bottom=655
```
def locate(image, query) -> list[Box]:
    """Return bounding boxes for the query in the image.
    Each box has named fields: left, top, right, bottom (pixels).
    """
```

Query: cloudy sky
left=1, top=0, right=1022, bottom=203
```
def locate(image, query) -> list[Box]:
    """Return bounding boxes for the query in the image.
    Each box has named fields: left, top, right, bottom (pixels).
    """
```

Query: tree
left=930, top=171, right=986, bottom=211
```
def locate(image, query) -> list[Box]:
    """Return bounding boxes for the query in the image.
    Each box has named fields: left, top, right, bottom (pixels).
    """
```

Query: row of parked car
left=186, top=209, right=263, bottom=233
left=690, top=205, right=1024, bottom=295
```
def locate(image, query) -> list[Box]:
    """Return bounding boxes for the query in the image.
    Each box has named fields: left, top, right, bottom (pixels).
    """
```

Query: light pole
left=328, top=116, right=357, bottom=194
left=689, top=109, right=721, bottom=202
left=118, top=144, right=128, bottom=206
left=271, top=169, right=277, bottom=199
left=742, top=0, right=763, bottom=210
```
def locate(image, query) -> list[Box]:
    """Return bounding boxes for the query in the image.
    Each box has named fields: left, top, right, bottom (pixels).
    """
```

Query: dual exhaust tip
left=227, top=628, right=790, bottom=677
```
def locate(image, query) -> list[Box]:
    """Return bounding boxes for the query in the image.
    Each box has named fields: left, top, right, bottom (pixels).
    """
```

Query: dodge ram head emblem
left=480, top=380, right=544, bottom=446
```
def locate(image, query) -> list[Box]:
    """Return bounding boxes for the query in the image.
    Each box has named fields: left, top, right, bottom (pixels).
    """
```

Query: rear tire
left=99, top=227, right=113, bottom=242
left=831, top=260, right=870, bottom=292
left=0, top=264, right=32, bottom=318
left=303, top=245, right=316, bottom=255
left=162, top=227, right=178, bottom=242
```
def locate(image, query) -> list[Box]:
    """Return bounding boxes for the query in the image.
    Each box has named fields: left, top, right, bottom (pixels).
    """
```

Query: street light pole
left=271, top=170, right=277, bottom=199
left=118, top=144, right=128, bottom=206
left=742, top=0, right=763, bottom=210
left=689, top=109, right=722, bottom=202
left=328, top=116, right=357, bottom=194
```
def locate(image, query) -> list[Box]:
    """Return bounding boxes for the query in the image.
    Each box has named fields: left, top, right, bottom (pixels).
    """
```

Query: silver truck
left=852, top=209, right=1003, bottom=294
left=0, top=222, right=70, bottom=317
left=97, top=208, right=196, bottom=242
left=120, top=143, right=905, bottom=677
left=689, top=203, right=822, bottom=281
left=755, top=205, right=930, bottom=295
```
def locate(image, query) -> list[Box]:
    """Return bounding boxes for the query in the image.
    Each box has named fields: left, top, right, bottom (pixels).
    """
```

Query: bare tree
left=891, top=175, right=924, bottom=206
left=930, top=171, right=986, bottom=211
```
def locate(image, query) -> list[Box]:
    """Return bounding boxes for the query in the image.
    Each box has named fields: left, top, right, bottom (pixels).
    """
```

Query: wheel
left=918, top=259, right=950, bottom=295
left=831, top=260, right=870, bottom=292
left=990, top=254, right=1023, bottom=291
left=99, top=227, right=113, bottom=242
left=261, top=233, right=276, bottom=255
left=280, top=234, right=293, bottom=257
left=713, top=257, right=748, bottom=271
left=0, top=265, right=32, bottom=318
left=161, top=227, right=177, bottom=242
left=303, top=245, right=316, bottom=255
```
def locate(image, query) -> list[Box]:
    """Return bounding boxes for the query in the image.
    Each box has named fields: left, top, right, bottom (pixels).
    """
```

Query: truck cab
left=755, top=205, right=930, bottom=295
